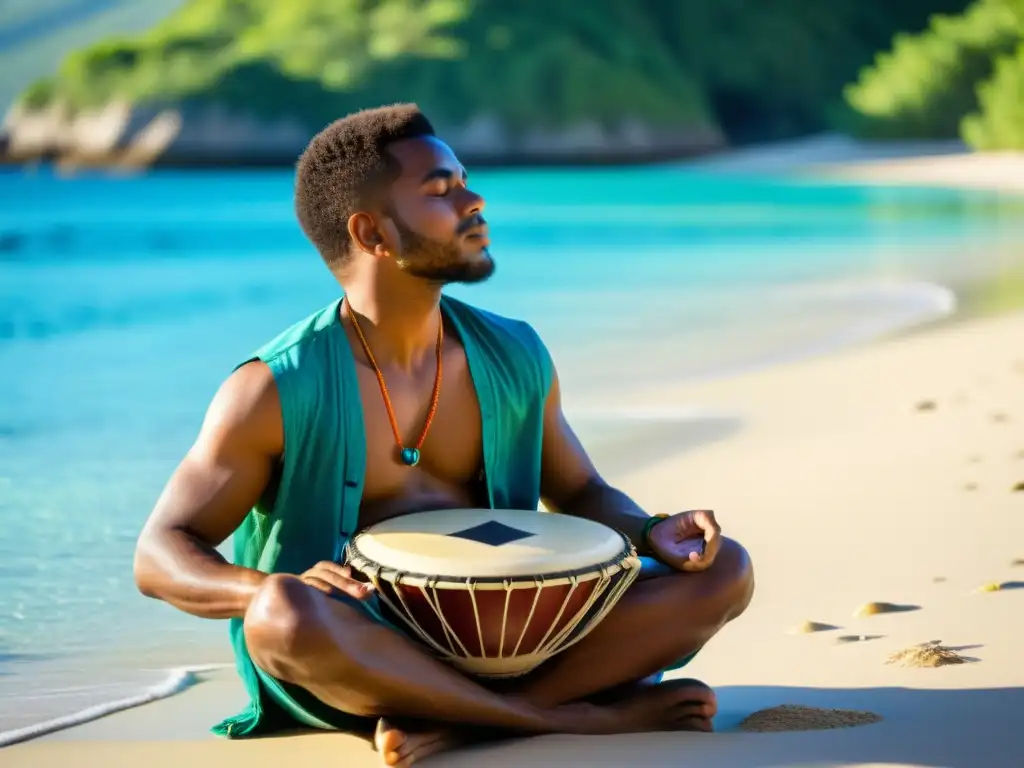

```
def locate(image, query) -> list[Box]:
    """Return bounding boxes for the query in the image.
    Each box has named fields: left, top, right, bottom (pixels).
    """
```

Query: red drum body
left=345, top=508, right=640, bottom=678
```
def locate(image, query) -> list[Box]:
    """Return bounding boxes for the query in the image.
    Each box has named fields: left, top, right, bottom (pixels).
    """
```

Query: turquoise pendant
left=400, top=447, right=421, bottom=466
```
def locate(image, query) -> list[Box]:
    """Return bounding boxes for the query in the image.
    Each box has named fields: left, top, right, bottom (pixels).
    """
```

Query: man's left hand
left=646, top=509, right=722, bottom=572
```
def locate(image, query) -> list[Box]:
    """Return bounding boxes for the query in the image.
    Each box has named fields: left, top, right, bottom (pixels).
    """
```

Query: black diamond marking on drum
left=448, top=521, right=536, bottom=547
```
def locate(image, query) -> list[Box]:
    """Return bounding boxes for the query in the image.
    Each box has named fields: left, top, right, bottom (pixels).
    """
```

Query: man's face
left=381, top=136, right=494, bottom=284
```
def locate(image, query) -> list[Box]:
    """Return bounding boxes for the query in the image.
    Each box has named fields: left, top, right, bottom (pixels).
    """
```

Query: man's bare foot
left=604, top=678, right=718, bottom=733
left=374, top=718, right=463, bottom=768
left=373, top=679, right=717, bottom=765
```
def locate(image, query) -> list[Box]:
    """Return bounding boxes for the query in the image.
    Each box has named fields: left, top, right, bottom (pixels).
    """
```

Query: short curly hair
left=294, top=103, right=435, bottom=268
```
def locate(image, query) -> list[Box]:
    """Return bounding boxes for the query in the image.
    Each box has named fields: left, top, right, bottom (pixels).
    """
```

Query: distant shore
left=5, top=126, right=1024, bottom=193
left=0, top=143, right=720, bottom=171
left=0, top=104, right=725, bottom=171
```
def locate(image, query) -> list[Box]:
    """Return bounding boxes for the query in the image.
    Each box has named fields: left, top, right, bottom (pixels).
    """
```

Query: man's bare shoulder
left=223, top=359, right=280, bottom=402
left=198, top=360, right=283, bottom=458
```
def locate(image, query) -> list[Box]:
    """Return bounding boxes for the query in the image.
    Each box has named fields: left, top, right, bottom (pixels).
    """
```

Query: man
left=133, top=103, right=754, bottom=767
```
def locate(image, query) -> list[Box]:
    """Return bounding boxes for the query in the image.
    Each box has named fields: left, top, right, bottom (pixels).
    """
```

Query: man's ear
left=347, top=211, right=389, bottom=258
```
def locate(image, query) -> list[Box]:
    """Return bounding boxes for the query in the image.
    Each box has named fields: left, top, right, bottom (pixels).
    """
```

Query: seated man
left=133, top=103, right=754, bottom=768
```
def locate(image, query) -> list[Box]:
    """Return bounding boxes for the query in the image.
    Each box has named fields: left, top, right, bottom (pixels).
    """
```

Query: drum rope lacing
left=345, top=299, right=443, bottom=467
left=344, top=525, right=642, bottom=677
left=358, top=562, right=638, bottom=675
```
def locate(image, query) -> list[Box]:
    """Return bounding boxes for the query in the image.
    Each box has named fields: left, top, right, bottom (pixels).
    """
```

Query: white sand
left=683, top=133, right=1024, bottom=194
left=6, top=310, right=1024, bottom=766
left=817, top=151, right=1024, bottom=193
left=681, top=133, right=969, bottom=174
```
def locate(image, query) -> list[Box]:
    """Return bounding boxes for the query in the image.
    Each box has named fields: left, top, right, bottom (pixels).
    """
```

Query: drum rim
left=345, top=527, right=639, bottom=588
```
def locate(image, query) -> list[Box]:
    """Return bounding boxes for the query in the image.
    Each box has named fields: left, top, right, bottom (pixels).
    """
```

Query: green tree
left=15, top=0, right=979, bottom=147
left=842, top=0, right=1023, bottom=139
left=962, top=42, right=1024, bottom=148
left=638, top=0, right=972, bottom=142
left=20, top=0, right=713, bottom=137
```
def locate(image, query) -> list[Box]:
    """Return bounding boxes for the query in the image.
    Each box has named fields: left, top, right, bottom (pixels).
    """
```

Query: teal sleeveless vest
left=211, top=294, right=553, bottom=737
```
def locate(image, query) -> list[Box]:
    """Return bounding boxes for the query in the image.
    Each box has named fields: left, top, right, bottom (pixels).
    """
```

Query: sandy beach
left=685, top=133, right=1024, bottom=195
left=820, top=151, right=1024, bottom=193
left=5, top=288, right=1023, bottom=765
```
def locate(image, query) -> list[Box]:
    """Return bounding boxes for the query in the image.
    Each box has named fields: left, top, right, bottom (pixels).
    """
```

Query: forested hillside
left=11, top=0, right=969, bottom=154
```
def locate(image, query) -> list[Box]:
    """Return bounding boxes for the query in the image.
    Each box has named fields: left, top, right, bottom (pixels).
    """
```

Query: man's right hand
left=298, top=562, right=375, bottom=600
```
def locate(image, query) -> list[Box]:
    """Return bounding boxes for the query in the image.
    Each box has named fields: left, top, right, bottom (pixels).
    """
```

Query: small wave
left=711, top=279, right=958, bottom=371
left=754, top=277, right=957, bottom=308
left=0, top=663, right=230, bottom=747
left=678, top=280, right=956, bottom=385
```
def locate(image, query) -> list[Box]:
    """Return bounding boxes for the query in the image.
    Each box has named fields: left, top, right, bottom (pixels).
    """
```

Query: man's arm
left=133, top=361, right=283, bottom=620
left=538, top=366, right=656, bottom=556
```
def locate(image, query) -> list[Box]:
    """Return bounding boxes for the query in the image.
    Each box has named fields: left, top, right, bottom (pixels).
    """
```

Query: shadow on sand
left=15, top=673, right=1022, bottom=767
left=440, top=684, right=1024, bottom=768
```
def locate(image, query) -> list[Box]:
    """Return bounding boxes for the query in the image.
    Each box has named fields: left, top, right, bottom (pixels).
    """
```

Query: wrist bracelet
left=641, top=513, right=670, bottom=554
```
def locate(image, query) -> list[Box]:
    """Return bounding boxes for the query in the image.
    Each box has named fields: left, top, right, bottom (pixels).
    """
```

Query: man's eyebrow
left=420, top=167, right=468, bottom=183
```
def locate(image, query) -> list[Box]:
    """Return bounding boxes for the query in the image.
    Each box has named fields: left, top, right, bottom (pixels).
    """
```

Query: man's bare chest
left=355, top=346, right=484, bottom=505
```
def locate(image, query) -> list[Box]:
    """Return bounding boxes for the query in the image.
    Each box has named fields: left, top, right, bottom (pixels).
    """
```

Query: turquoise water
left=1, top=164, right=1024, bottom=737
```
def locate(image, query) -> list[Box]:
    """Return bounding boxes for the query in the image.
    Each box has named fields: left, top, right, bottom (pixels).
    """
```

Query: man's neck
left=340, top=272, right=443, bottom=371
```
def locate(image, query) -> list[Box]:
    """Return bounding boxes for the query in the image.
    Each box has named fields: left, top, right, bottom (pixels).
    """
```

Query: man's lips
left=463, top=226, right=489, bottom=245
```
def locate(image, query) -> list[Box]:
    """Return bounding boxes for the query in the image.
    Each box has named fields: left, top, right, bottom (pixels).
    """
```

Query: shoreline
left=813, top=151, right=1024, bottom=193
left=681, top=133, right=1024, bottom=196
left=0, top=143, right=720, bottom=172
left=0, top=134, right=724, bottom=174
left=4, top=125, right=1024, bottom=194
left=0, top=132, right=1013, bottom=183
left=0, top=664, right=232, bottom=748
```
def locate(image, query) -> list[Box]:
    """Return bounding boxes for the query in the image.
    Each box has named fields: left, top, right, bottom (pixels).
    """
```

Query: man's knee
left=666, top=536, right=753, bottom=628
left=243, top=574, right=320, bottom=678
left=711, top=537, right=754, bottom=621
left=242, top=577, right=390, bottom=718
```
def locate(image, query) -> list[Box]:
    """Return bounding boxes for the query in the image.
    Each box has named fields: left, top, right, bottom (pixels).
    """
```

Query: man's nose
left=461, top=186, right=485, bottom=215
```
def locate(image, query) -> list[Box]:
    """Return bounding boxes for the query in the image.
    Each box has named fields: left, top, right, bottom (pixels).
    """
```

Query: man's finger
left=700, top=520, right=722, bottom=566
left=691, top=510, right=719, bottom=533
left=681, top=555, right=714, bottom=573
left=677, top=511, right=719, bottom=570
left=679, top=510, right=713, bottom=533
left=311, top=561, right=354, bottom=580
left=307, top=563, right=374, bottom=599
left=323, top=574, right=374, bottom=599
left=701, top=534, right=721, bottom=567
left=693, top=511, right=721, bottom=544
left=300, top=576, right=337, bottom=595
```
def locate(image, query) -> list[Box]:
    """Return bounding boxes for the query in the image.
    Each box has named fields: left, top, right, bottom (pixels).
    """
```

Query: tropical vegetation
left=844, top=0, right=1024, bottom=148
left=15, top=0, right=976, bottom=148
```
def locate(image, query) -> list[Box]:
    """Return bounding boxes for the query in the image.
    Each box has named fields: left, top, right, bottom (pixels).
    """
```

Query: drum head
left=350, top=508, right=630, bottom=582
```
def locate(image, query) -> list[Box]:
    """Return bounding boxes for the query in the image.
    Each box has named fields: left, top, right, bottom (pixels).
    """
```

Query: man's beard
left=392, top=217, right=495, bottom=285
